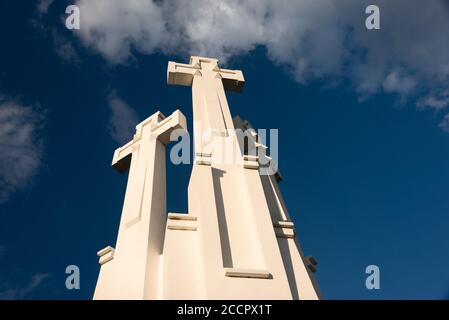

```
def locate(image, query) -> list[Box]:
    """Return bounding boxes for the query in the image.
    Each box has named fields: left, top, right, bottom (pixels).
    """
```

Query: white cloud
left=417, top=89, right=449, bottom=111
left=76, top=0, right=169, bottom=63
left=73, top=1, right=449, bottom=91
left=71, top=0, right=449, bottom=130
left=0, top=273, right=51, bottom=299
left=382, top=71, right=416, bottom=95
left=439, top=113, right=449, bottom=133
left=0, top=97, right=44, bottom=203
left=107, top=91, right=139, bottom=145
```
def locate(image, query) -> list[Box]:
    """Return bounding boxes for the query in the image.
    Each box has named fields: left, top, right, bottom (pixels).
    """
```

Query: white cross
left=167, top=56, right=244, bottom=158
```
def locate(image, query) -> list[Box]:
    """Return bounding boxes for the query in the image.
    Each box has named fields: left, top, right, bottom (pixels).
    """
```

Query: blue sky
left=1, top=0, right=449, bottom=299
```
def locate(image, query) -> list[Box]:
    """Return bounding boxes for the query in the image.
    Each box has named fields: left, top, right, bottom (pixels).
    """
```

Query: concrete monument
left=94, top=56, right=321, bottom=300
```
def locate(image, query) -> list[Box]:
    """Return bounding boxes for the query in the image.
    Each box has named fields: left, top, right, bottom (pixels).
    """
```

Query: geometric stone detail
left=97, top=246, right=115, bottom=265
left=273, top=220, right=295, bottom=238
left=243, top=155, right=259, bottom=169
left=194, top=153, right=212, bottom=166
left=306, top=256, right=318, bottom=273
left=224, top=268, right=271, bottom=279
left=275, top=170, right=283, bottom=183
left=166, top=213, right=198, bottom=231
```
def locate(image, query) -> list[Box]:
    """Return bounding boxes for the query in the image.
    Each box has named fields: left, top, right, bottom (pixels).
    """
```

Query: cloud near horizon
left=45, top=0, right=449, bottom=131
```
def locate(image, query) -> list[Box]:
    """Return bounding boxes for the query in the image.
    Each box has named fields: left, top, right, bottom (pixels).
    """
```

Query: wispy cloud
left=438, top=114, right=449, bottom=133
left=33, top=1, right=81, bottom=65
left=0, top=97, right=45, bottom=203
left=0, top=273, right=51, bottom=300
left=37, top=0, right=54, bottom=15
left=418, top=89, right=449, bottom=111
left=51, top=29, right=81, bottom=65
left=382, top=70, right=417, bottom=96
left=107, top=91, right=139, bottom=145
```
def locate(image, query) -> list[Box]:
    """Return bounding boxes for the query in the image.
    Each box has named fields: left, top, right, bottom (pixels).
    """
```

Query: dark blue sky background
left=1, top=1, right=449, bottom=299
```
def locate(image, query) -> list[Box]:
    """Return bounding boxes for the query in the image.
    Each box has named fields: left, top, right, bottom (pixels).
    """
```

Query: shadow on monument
left=212, top=167, right=234, bottom=269
left=260, top=174, right=300, bottom=299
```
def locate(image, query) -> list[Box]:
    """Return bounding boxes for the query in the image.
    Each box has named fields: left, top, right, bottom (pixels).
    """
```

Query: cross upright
left=167, top=56, right=245, bottom=158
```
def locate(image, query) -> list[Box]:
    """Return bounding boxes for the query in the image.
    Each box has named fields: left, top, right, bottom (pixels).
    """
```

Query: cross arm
left=167, top=56, right=245, bottom=92
left=111, top=110, right=187, bottom=172
left=151, top=109, right=187, bottom=144
left=167, top=61, right=199, bottom=87
left=111, top=139, right=135, bottom=173
left=219, top=68, right=245, bottom=92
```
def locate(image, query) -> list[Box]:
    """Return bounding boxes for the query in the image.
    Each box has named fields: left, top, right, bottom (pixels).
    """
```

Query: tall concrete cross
left=167, top=56, right=244, bottom=159
left=94, top=109, right=187, bottom=299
